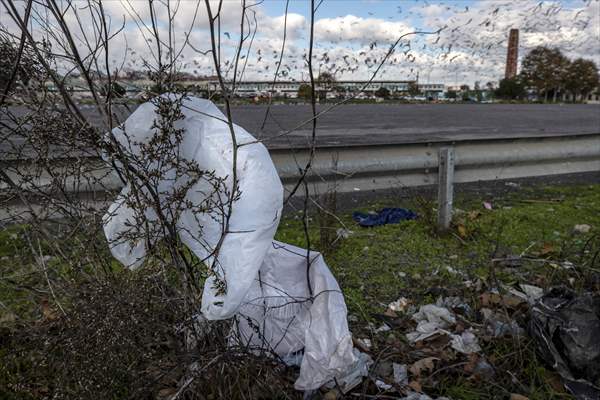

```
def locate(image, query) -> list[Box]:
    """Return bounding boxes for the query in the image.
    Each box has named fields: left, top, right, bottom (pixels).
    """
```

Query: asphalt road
left=3, top=103, right=600, bottom=154
left=233, top=103, right=600, bottom=148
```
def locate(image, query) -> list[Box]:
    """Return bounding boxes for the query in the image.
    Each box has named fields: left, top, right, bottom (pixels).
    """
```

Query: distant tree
left=317, top=71, right=336, bottom=88
left=407, top=82, right=421, bottom=97
left=316, top=72, right=335, bottom=101
left=495, top=76, right=526, bottom=100
left=375, top=87, right=390, bottom=99
left=485, top=81, right=496, bottom=100
left=297, top=83, right=312, bottom=100
left=564, top=58, right=599, bottom=102
left=460, top=85, right=471, bottom=101
left=521, top=46, right=569, bottom=102
left=474, top=81, right=483, bottom=102
left=446, top=90, right=457, bottom=99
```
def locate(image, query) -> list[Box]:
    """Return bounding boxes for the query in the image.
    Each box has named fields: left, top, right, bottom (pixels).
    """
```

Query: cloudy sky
left=2, top=0, right=599, bottom=86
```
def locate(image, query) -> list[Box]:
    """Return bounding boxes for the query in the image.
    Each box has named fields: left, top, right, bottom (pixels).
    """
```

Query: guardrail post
left=437, top=147, right=455, bottom=232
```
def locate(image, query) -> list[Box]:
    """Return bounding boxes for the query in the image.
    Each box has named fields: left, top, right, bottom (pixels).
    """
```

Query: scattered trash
left=450, top=329, right=482, bottom=354
left=347, top=314, right=359, bottom=323
left=393, top=363, right=408, bottom=386
left=375, top=379, right=393, bottom=390
left=511, top=284, right=544, bottom=304
left=405, top=302, right=481, bottom=354
left=505, top=182, right=520, bottom=188
left=375, top=323, right=391, bottom=333
left=530, top=287, right=600, bottom=398
left=481, top=308, right=524, bottom=338
left=325, top=350, right=372, bottom=393
left=573, top=224, right=592, bottom=234
left=388, top=297, right=410, bottom=313
left=398, top=394, right=450, bottom=400
left=406, top=304, right=456, bottom=343
left=436, top=296, right=473, bottom=318
left=473, top=358, right=495, bottom=379
left=335, top=228, right=354, bottom=240
left=352, top=207, right=417, bottom=227
left=356, top=338, right=372, bottom=350
left=483, top=201, right=493, bottom=210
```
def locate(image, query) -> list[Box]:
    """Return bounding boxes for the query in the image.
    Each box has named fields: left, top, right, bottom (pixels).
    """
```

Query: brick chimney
left=505, top=29, right=519, bottom=79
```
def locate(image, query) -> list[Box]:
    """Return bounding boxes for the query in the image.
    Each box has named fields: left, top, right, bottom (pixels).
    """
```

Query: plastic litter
left=398, top=393, right=450, bottom=400
left=406, top=303, right=481, bottom=354
left=393, top=363, right=408, bottom=386
left=103, top=95, right=282, bottom=320
left=233, top=241, right=368, bottom=390
left=530, top=287, right=600, bottom=399
left=352, top=207, right=417, bottom=227
left=406, top=304, right=456, bottom=342
left=103, top=95, right=364, bottom=391
left=573, top=224, right=592, bottom=234
left=450, top=329, right=482, bottom=354
left=506, top=283, right=544, bottom=305
left=388, top=297, right=410, bottom=313
left=481, top=308, right=524, bottom=338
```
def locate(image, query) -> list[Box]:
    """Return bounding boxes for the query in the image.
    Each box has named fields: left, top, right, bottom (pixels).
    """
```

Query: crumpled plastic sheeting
left=530, top=287, right=600, bottom=399
left=406, top=304, right=456, bottom=342
left=103, top=95, right=362, bottom=390
left=233, top=241, right=365, bottom=390
left=406, top=304, right=481, bottom=354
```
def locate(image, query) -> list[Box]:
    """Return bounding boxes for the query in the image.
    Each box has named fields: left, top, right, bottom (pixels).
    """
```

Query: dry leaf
left=408, top=380, right=422, bottom=392
left=540, top=243, right=555, bottom=256
left=383, top=308, right=398, bottom=318
left=468, top=210, right=482, bottom=220
left=409, top=357, right=438, bottom=377
left=509, top=394, right=529, bottom=400
left=41, top=298, right=58, bottom=321
left=457, top=224, right=468, bottom=238
left=157, top=388, right=177, bottom=398
left=480, top=292, right=525, bottom=309
left=463, top=354, right=480, bottom=375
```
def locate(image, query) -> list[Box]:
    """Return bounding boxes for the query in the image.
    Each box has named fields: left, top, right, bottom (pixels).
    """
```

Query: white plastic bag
left=103, top=95, right=283, bottom=320
left=103, top=95, right=363, bottom=390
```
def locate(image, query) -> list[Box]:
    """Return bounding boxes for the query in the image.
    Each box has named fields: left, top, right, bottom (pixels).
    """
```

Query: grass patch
left=1, top=183, right=599, bottom=399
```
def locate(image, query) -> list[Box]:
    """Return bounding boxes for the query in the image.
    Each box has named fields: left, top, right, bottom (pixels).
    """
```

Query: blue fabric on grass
left=352, top=207, right=417, bottom=227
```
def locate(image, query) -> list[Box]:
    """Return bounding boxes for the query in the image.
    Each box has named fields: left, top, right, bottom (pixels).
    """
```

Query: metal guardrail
left=0, top=133, right=600, bottom=225
left=273, top=132, right=600, bottom=191
left=2, top=132, right=599, bottom=225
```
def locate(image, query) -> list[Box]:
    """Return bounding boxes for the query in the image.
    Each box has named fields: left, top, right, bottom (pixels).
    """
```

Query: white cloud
left=314, top=15, right=413, bottom=44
